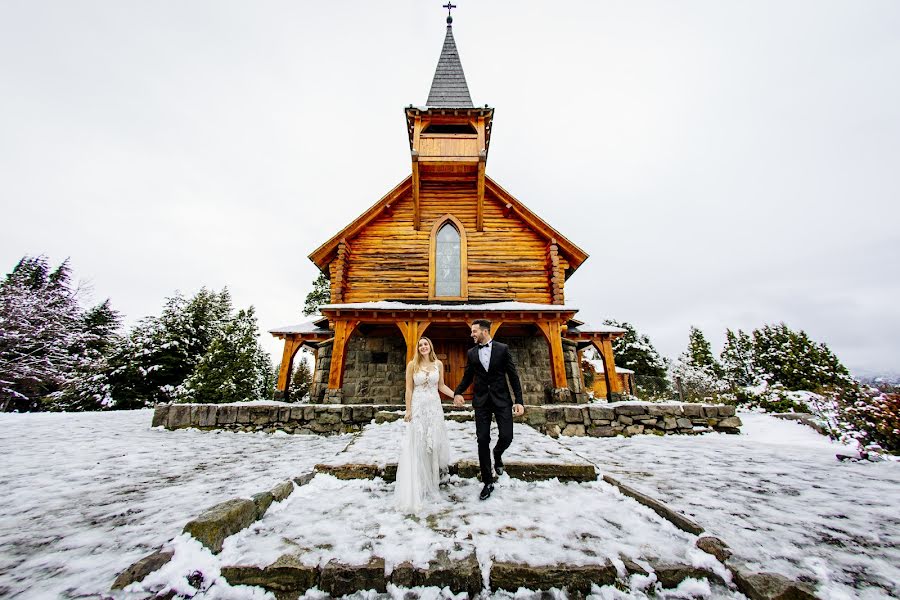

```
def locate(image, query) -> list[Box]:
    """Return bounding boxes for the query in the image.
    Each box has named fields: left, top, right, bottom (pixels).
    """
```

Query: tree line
left=0, top=255, right=280, bottom=412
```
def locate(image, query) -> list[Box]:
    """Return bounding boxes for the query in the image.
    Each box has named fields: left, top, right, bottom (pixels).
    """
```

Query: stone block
left=316, top=463, right=380, bottom=480
left=618, top=415, right=634, bottom=425
left=526, top=409, right=547, bottom=426
left=681, top=404, right=703, bottom=417
left=236, top=406, right=251, bottom=424
left=663, top=416, right=678, bottom=430
left=544, top=408, right=563, bottom=423
left=390, top=551, right=480, bottom=596
left=563, top=407, right=584, bottom=423
left=252, top=491, right=274, bottom=520
left=354, top=406, right=375, bottom=421
left=561, top=423, right=585, bottom=437
left=320, top=557, right=387, bottom=596
left=199, top=405, right=218, bottom=428
left=250, top=407, right=273, bottom=425
left=317, top=410, right=341, bottom=424
left=624, top=424, right=644, bottom=436
left=703, top=406, right=719, bottom=418
left=490, top=562, right=615, bottom=595
left=719, top=405, right=736, bottom=417
left=648, top=404, right=683, bottom=416
left=717, top=416, right=743, bottom=429
left=730, top=566, right=818, bottom=600
left=588, top=406, right=615, bottom=420
left=217, top=406, right=238, bottom=425
left=615, top=404, right=648, bottom=416
left=676, top=418, right=694, bottom=429
left=303, top=406, right=315, bottom=420
left=289, top=407, right=304, bottom=421
left=278, top=407, right=292, bottom=422
left=652, top=561, right=724, bottom=588
left=696, top=536, right=732, bottom=563
left=167, top=404, right=192, bottom=429
left=588, top=426, right=618, bottom=438
left=545, top=424, right=561, bottom=438
left=151, top=404, right=170, bottom=428
left=221, top=554, right=318, bottom=594
left=183, top=498, right=258, bottom=553
left=110, top=548, right=174, bottom=590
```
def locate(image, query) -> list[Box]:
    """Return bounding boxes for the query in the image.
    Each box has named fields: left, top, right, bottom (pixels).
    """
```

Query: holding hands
left=453, top=394, right=465, bottom=407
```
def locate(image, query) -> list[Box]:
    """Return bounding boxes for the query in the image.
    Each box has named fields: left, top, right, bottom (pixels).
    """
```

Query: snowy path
left=0, top=410, right=348, bottom=599
left=560, top=412, right=900, bottom=600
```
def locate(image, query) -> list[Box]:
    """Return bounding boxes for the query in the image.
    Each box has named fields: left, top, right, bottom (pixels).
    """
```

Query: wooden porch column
left=397, top=320, right=432, bottom=363
left=327, top=319, right=360, bottom=390
left=597, top=336, right=623, bottom=395
left=537, top=320, right=569, bottom=389
left=276, top=336, right=304, bottom=399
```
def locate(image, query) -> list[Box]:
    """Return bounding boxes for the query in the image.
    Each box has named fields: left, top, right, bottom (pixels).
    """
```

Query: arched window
left=429, top=214, right=468, bottom=300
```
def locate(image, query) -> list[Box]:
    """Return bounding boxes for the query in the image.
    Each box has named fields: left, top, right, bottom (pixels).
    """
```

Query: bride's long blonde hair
left=411, top=336, right=438, bottom=371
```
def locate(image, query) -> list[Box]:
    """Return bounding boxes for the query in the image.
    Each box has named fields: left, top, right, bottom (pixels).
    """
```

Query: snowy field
left=0, top=409, right=898, bottom=599
left=561, top=413, right=900, bottom=600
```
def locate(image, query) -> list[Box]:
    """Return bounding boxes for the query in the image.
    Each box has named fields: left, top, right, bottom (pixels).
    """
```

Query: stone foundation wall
left=309, top=334, right=587, bottom=405
left=153, top=402, right=741, bottom=437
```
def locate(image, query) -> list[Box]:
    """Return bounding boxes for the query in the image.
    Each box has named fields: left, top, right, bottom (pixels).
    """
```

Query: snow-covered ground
left=0, top=410, right=349, bottom=599
left=561, top=413, right=900, bottom=600
left=0, top=409, right=898, bottom=599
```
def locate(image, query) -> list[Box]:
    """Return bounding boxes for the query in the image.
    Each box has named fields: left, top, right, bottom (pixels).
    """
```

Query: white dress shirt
left=478, top=340, right=493, bottom=371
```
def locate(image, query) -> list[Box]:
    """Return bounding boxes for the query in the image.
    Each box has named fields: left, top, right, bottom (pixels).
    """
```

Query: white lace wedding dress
left=394, top=367, right=450, bottom=514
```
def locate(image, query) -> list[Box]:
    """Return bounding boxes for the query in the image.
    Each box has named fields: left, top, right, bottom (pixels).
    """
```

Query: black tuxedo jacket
left=453, top=341, right=524, bottom=409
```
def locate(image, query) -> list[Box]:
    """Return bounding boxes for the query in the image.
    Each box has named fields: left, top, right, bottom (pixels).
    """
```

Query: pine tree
left=602, top=320, right=669, bottom=397
left=602, top=320, right=668, bottom=377
left=752, top=323, right=853, bottom=391
left=303, top=273, right=330, bottom=316
left=101, top=288, right=234, bottom=409
left=290, top=354, right=313, bottom=401
left=177, top=307, right=273, bottom=404
left=0, top=256, right=91, bottom=411
left=720, top=328, right=756, bottom=389
left=672, top=326, right=724, bottom=402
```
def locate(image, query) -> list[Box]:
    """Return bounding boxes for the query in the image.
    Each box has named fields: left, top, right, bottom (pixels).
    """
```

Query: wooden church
left=271, top=14, right=626, bottom=406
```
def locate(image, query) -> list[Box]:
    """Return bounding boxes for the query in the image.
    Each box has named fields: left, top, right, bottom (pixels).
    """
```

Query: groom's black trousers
left=474, top=401, right=514, bottom=484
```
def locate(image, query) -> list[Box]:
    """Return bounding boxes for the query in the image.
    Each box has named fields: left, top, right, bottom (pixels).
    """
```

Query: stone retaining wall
left=152, top=402, right=742, bottom=437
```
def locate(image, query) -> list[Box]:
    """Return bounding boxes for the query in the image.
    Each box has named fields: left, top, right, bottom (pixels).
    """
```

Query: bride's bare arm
left=404, top=362, right=414, bottom=421
left=436, top=360, right=455, bottom=399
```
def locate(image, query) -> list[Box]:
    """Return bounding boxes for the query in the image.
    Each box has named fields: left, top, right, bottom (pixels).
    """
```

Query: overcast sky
left=2, top=1, right=898, bottom=375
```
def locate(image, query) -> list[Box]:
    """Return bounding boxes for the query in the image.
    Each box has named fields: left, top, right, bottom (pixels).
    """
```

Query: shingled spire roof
left=426, top=20, right=474, bottom=108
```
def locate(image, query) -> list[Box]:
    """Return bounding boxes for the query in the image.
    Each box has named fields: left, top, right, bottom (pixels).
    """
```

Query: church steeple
left=405, top=6, right=493, bottom=232
left=426, top=17, right=473, bottom=108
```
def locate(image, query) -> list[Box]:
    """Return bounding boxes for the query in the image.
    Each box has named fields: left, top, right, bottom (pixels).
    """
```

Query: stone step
left=315, top=459, right=596, bottom=483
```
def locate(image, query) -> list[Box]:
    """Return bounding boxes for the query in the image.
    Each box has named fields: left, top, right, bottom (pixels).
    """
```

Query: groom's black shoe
left=494, top=452, right=504, bottom=476
left=479, top=482, right=494, bottom=500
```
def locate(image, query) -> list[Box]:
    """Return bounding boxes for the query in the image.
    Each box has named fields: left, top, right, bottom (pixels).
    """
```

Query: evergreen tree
left=290, top=354, right=313, bottom=401
left=672, top=326, right=724, bottom=402
left=0, top=256, right=93, bottom=411
left=720, top=328, right=756, bottom=389
left=102, top=288, right=233, bottom=409
left=177, top=307, right=273, bottom=404
left=303, top=273, right=330, bottom=316
left=602, top=320, right=668, bottom=378
left=752, top=323, right=853, bottom=391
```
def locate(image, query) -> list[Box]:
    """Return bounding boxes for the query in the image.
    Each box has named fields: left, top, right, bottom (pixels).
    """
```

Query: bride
left=395, top=336, right=454, bottom=513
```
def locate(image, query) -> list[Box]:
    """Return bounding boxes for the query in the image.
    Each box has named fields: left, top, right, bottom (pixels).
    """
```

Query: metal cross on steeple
left=442, top=2, right=457, bottom=24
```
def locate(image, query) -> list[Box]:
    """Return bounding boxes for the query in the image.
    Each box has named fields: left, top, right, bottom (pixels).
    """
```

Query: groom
left=453, top=319, right=524, bottom=500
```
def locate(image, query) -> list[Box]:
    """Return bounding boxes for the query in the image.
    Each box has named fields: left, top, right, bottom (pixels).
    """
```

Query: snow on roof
left=569, top=323, right=627, bottom=334
left=269, top=315, right=330, bottom=335
left=318, top=300, right=580, bottom=312
left=585, top=359, right=634, bottom=375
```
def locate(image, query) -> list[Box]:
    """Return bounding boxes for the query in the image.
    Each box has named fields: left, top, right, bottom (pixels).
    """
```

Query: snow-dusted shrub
left=837, top=387, right=900, bottom=454
left=602, top=319, right=671, bottom=399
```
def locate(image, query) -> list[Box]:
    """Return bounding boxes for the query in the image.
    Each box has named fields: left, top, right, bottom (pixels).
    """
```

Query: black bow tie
left=478, top=343, right=490, bottom=349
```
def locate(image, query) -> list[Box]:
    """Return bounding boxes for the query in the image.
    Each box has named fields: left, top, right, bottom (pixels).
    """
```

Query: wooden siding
left=342, top=180, right=554, bottom=303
